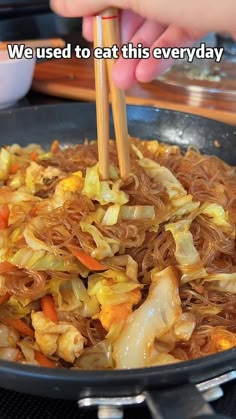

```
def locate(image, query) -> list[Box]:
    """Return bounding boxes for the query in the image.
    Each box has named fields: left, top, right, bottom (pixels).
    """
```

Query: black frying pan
left=0, top=103, right=236, bottom=419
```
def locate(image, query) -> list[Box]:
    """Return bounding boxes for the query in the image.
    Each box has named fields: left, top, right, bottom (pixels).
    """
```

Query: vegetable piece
left=67, top=245, right=107, bottom=271
left=0, top=261, right=17, bottom=274
left=104, top=255, right=138, bottom=281
left=0, top=347, right=21, bottom=362
left=50, top=140, right=59, bottom=153
left=11, top=248, right=88, bottom=275
left=4, top=317, right=34, bottom=338
left=137, top=156, right=186, bottom=199
left=88, top=270, right=141, bottom=306
left=10, top=163, right=20, bottom=174
left=30, top=151, right=39, bottom=161
left=201, top=203, right=233, bottom=235
left=102, top=204, right=120, bottom=226
left=120, top=205, right=155, bottom=221
left=0, top=292, right=10, bottom=305
left=166, top=220, right=207, bottom=283
left=173, top=313, right=196, bottom=341
left=82, top=164, right=128, bottom=205
left=0, top=323, right=19, bottom=347
left=204, top=272, right=236, bottom=294
left=150, top=352, right=181, bottom=366
left=23, top=227, right=50, bottom=252
left=0, top=204, right=10, bottom=230
left=80, top=222, right=119, bottom=260
left=75, top=340, right=113, bottom=370
left=34, top=350, right=55, bottom=368
left=0, top=148, right=12, bottom=181
left=40, top=294, right=58, bottom=323
left=113, top=266, right=181, bottom=369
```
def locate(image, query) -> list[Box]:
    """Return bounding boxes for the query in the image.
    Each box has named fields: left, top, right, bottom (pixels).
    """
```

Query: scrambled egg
left=31, top=311, right=85, bottom=363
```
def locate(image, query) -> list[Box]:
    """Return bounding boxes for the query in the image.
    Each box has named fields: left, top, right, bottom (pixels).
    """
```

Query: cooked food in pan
left=0, top=138, right=235, bottom=369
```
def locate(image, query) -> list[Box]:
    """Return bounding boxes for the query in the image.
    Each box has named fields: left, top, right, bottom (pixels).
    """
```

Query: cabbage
left=18, top=340, right=36, bottom=364
left=166, top=220, right=207, bottom=283
left=75, top=340, right=113, bottom=370
left=113, top=266, right=181, bottom=369
left=10, top=247, right=88, bottom=274
left=25, top=162, right=44, bottom=194
left=138, top=157, right=186, bottom=199
left=82, top=164, right=128, bottom=205
left=0, top=148, right=13, bottom=181
left=200, top=203, right=234, bottom=237
left=104, top=255, right=138, bottom=281
left=0, top=190, right=40, bottom=205
left=80, top=221, right=119, bottom=259
left=88, top=269, right=141, bottom=306
left=204, top=272, right=236, bottom=293
left=120, top=205, right=155, bottom=221
left=173, top=313, right=196, bottom=341
left=47, top=276, right=99, bottom=317
left=150, top=351, right=181, bottom=366
left=23, top=227, right=50, bottom=252
left=192, top=306, right=222, bottom=315
left=102, top=205, right=120, bottom=226
left=8, top=296, right=37, bottom=317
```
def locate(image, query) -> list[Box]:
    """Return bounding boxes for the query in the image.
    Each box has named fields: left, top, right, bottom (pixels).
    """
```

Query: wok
left=0, top=103, right=236, bottom=419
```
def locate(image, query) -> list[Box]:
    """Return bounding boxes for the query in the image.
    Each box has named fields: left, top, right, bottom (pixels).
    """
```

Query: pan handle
left=144, top=384, right=233, bottom=419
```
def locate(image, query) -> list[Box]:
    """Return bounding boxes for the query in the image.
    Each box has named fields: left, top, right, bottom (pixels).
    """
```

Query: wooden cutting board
left=32, top=56, right=236, bottom=125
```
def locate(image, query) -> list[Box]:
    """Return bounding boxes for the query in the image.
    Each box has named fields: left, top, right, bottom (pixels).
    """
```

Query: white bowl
left=0, top=50, right=36, bottom=110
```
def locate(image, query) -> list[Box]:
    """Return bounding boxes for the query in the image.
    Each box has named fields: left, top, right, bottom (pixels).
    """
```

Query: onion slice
left=113, top=266, right=181, bottom=369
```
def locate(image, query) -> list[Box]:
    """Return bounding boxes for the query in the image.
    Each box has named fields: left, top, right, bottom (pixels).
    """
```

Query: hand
left=82, top=12, right=204, bottom=89
left=50, top=0, right=236, bottom=88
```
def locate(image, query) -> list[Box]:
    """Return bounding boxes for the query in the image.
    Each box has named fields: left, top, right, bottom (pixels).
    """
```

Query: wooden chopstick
left=94, top=16, right=110, bottom=180
left=0, top=38, right=65, bottom=50
left=95, top=8, right=130, bottom=179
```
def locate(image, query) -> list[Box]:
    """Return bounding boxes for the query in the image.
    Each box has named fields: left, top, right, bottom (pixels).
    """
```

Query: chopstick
left=94, top=16, right=110, bottom=180
left=0, top=38, right=65, bottom=50
left=94, top=8, right=130, bottom=180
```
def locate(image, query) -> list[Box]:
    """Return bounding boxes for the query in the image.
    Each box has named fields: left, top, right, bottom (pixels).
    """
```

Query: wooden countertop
left=32, top=55, right=236, bottom=125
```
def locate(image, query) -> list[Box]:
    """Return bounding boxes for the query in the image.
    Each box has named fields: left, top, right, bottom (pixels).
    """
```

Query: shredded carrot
left=0, top=261, right=16, bottom=274
left=41, top=294, right=58, bottom=323
left=15, top=237, right=27, bottom=247
left=5, top=317, right=34, bottom=338
left=29, top=204, right=38, bottom=218
left=0, top=292, right=10, bottom=305
left=30, top=151, right=39, bottom=161
left=11, top=163, right=20, bottom=174
left=34, top=350, right=55, bottom=368
left=0, top=204, right=10, bottom=230
left=50, top=140, right=59, bottom=153
left=67, top=245, right=107, bottom=271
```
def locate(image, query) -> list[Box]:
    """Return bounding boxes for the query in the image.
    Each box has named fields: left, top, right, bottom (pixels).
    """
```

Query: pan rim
left=0, top=347, right=235, bottom=381
left=1, top=101, right=236, bottom=130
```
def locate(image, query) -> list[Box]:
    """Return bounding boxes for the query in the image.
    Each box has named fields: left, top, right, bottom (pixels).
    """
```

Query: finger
left=50, top=0, right=108, bottom=17
left=50, top=0, right=235, bottom=34
left=135, top=25, right=204, bottom=83
left=120, top=11, right=144, bottom=44
left=113, top=20, right=166, bottom=89
left=82, top=11, right=144, bottom=44
left=82, top=17, right=94, bottom=42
